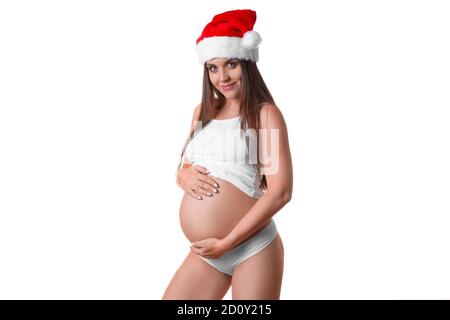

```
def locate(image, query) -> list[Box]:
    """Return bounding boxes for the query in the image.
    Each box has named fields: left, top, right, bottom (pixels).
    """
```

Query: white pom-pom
left=242, top=31, right=262, bottom=49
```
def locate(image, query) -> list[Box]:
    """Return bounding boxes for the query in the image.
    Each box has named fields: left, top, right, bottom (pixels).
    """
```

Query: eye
left=208, top=61, right=238, bottom=72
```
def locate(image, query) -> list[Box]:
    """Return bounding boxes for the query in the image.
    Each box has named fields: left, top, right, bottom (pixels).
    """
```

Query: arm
left=176, top=104, right=200, bottom=188
left=221, top=103, right=293, bottom=249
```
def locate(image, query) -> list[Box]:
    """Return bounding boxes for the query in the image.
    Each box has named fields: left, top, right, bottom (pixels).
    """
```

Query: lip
left=220, top=83, right=236, bottom=91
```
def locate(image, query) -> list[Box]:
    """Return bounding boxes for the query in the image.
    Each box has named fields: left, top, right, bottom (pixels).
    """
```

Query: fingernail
left=214, top=183, right=218, bottom=187
left=198, top=196, right=202, bottom=199
left=213, top=189, right=218, bottom=193
left=207, top=192, right=212, bottom=196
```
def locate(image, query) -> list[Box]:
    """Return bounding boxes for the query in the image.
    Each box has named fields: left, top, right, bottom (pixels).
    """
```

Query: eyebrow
left=206, top=58, right=239, bottom=67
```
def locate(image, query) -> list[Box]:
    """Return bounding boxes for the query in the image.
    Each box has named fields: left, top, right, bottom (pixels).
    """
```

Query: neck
left=223, top=98, right=241, bottom=111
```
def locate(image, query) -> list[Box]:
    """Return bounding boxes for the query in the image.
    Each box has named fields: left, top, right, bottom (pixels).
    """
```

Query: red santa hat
left=195, top=9, right=262, bottom=64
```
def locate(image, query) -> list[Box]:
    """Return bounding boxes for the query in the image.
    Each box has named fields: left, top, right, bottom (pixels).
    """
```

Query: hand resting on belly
left=176, top=164, right=220, bottom=199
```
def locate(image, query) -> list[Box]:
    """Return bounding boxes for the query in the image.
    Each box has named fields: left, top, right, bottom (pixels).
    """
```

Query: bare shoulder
left=193, top=103, right=201, bottom=119
left=259, top=102, right=287, bottom=130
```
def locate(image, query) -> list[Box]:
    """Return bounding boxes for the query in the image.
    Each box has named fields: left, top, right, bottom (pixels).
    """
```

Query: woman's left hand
left=190, top=238, right=230, bottom=259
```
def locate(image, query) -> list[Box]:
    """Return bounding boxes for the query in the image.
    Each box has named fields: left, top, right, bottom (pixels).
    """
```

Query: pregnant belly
left=179, top=177, right=259, bottom=243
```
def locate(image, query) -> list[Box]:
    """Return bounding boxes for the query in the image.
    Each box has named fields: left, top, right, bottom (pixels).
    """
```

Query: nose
left=219, top=69, right=230, bottom=82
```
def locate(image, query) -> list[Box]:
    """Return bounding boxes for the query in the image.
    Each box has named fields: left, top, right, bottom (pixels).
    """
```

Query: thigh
left=231, top=233, right=284, bottom=300
left=162, top=251, right=232, bottom=300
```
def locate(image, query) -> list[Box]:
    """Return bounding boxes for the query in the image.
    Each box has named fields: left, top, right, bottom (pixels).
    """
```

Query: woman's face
left=206, top=58, right=242, bottom=99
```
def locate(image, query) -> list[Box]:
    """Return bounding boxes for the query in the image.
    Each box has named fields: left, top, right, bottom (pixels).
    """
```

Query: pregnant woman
left=163, top=9, right=293, bottom=300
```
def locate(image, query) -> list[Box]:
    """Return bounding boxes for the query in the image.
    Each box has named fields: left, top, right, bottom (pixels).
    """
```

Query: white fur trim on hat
left=196, top=31, right=262, bottom=64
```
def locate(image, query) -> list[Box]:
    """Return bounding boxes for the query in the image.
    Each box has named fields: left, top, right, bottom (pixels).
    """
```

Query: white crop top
left=184, top=116, right=264, bottom=199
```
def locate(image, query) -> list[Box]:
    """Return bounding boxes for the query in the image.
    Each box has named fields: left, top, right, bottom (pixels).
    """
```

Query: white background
left=0, top=0, right=449, bottom=299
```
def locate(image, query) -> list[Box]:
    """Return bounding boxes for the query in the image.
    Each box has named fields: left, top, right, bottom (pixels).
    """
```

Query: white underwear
left=197, top=219, right=277, bottom=276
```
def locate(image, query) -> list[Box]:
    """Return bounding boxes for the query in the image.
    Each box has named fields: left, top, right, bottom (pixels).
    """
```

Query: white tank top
left=184, top=116, right=264, bottom=199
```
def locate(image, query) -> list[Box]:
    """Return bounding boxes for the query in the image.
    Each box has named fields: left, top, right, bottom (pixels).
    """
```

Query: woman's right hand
left=177, top=165, right=220, bottom=200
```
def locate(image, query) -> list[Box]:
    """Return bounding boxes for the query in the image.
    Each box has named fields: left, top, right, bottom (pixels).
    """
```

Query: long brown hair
left=175, top=58, right=277, bottom=193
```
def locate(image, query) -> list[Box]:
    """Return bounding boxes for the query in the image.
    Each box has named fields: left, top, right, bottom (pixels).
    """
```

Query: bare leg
left=163, top=251, right=232, bottom=300
left=231, top=233, right=284, bottom=300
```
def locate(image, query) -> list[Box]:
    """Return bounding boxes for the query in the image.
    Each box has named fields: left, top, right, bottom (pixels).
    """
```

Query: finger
left=194, top=240, right=208, bottom=248
left=187, top=189, right=201, bottom=200
left=187, top=188, right=202, bottom=200
left=193, top=165, right=210, bottom=174
left=190, top=246, right=204, bottom=255
left=193, top=167, right=218, bottom=188
left=203, top=175, right=219, bottom=188
left=191, top=242, right=202, bottom=248
left=197, top=174, right=219, bottom=188
left=193, top=186, right=212, bottom=197
left=198, top=187, right=213, bottom=197
left=190, top=246, right=199, bottom=254
left=197, top=175, right=219, bottom=190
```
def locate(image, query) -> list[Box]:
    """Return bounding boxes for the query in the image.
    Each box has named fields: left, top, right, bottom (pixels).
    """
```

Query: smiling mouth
left=220, top=83, right=236, bottom=90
